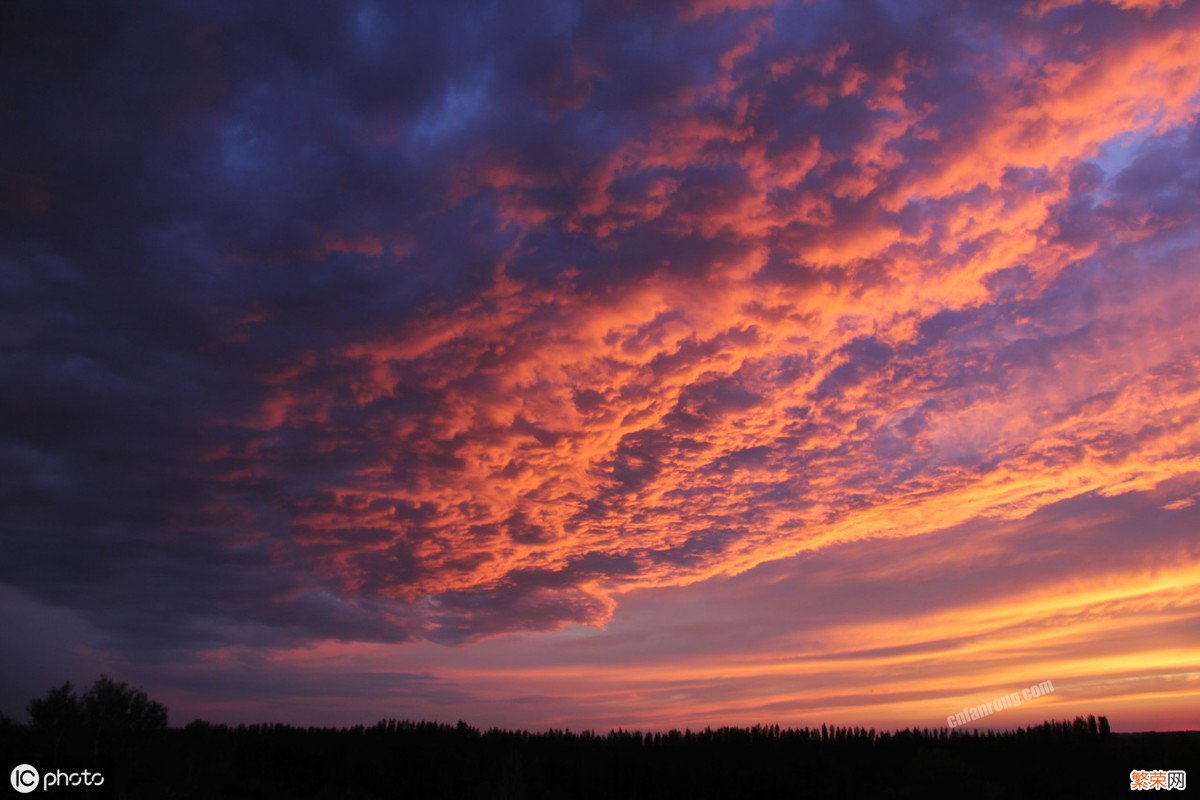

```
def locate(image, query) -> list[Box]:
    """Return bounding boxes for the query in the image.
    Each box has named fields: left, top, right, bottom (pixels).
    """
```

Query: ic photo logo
left=9, top=764, right=105, bottom=793
left=9, top=765, right=38, bottom=794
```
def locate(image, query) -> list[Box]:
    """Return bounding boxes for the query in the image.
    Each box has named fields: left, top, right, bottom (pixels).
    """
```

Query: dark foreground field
left=3, top=712, right=1196, bottom=799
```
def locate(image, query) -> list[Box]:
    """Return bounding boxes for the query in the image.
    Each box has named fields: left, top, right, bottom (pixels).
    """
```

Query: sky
left=2, top=0, right=1199, bottom=733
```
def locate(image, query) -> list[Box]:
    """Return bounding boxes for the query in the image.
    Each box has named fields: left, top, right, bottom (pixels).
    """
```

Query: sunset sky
left=2, top=0, right=1199, bottom=733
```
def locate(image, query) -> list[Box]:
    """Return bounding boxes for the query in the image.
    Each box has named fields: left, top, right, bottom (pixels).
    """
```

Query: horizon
left=6, top=681, right=1182, bottom=736
left=3, top=0, right=1200, bottom=736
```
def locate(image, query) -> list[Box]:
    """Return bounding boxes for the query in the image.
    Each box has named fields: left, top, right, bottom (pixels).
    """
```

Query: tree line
left=2, top=676, right=1195, bottom=798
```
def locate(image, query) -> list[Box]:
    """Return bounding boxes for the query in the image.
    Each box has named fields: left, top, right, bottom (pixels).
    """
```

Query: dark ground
left=2, top=712, right=1196, bottom=799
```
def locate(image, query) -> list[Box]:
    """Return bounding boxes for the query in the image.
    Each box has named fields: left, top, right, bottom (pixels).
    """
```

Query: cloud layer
left=2, top=0, right=1199, bottom=728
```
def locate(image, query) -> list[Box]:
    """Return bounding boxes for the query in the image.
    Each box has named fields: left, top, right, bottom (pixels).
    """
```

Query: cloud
left=1, top=0, right=1199, bottom=730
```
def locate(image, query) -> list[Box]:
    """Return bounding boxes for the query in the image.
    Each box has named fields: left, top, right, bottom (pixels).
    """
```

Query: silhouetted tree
left=26, top=674, right=167, bottom=773
left=27, top=681, right=84, bottom=754
left=82, top=674, right=168, bottom=735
